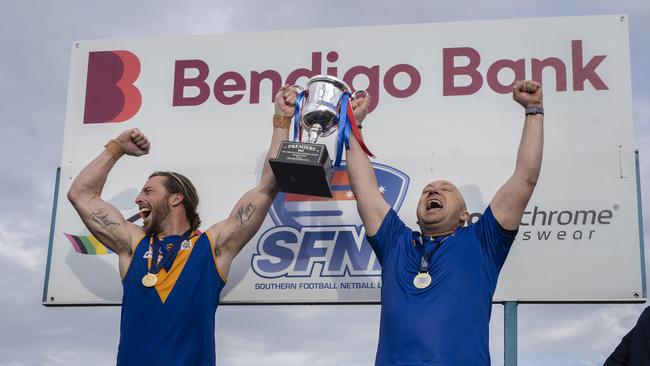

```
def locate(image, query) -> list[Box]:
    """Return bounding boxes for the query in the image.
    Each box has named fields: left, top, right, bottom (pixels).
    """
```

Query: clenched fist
left=350, top=92, right=371, bottom=125
left=114, top=128, right=150, bottom=156
left=512, top=80, right=543, bottom=109
left=275, top=85, right=299, bottom=117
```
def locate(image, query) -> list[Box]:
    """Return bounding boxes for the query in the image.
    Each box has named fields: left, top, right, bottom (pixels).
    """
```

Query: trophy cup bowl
left=269, top=75, right=359, bottom=198
left=301, top=75, right=350, bottom=142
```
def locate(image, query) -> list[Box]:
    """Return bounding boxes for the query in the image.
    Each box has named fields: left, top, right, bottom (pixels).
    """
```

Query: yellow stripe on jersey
left=150, top=235, right=200, bottom=303
left=206, top=231, right=228, bottom=283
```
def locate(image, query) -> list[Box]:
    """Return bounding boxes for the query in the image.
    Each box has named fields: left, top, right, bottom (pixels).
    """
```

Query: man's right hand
left=69, top=129, right=148, bottom=275
left=274, top=85, right=298, bottom=117
left=114, top=128, right=150, bottom=156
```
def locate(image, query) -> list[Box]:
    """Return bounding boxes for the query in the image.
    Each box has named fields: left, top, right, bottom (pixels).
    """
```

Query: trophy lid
left=307, top=75, right=351, bottom=93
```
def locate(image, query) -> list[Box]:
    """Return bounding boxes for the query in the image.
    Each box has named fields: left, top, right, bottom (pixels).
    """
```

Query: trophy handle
left=351, top=89, right=368, bottom=100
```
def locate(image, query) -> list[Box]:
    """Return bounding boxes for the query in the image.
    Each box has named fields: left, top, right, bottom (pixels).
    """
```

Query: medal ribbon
left=149, top=229, right=194, bottom=274
left=413, top=232, right=451, bottom=273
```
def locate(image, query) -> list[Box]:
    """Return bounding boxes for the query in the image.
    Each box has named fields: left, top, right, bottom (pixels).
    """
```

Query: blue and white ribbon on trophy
left=292, top=90, right=305, bottom=143
left=334, top=92, right=352, bottom=167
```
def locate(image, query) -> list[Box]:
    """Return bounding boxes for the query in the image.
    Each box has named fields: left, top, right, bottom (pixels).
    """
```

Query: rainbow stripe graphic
left=64, top=212, right=140, bottom=255
left=64, top=233, right=113, bottom=255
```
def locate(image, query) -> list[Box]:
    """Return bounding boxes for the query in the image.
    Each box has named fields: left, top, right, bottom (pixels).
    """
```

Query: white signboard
left=44, top=15, right=644, bottom=305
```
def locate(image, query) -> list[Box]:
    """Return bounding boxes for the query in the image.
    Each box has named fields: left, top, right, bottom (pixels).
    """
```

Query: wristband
left=273, top=114, right=292, bottom=129
left=104, top=139, right=126, bottom=159
left=525, top=106, right=544, bottom=116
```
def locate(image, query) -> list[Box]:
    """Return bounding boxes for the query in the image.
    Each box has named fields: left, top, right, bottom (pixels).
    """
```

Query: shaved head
left=416, top=180, right=469, bottom=236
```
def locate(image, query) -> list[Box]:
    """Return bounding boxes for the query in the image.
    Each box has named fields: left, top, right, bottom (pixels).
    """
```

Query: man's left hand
left=512, top=80, right=543, bottom=108
left=351, top=93, right=372, bottom=125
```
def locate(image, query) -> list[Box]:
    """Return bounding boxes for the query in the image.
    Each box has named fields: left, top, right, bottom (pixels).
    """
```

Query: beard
left=144, top=198, right=171, bottom=235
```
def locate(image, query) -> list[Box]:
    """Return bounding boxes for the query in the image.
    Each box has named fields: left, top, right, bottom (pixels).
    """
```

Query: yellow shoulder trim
left=121, top=233, right=148, bottom=281
left=205, top=231, right=228, bottom=283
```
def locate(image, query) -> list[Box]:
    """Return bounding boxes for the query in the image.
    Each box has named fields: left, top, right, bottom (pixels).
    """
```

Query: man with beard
left=67, top=86, right=298, bottom=366
left=346, top=80, right=544, bottom=365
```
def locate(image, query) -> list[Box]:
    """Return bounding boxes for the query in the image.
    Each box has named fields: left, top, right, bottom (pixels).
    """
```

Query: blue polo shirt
left=367, top=206, right=517, bottom=365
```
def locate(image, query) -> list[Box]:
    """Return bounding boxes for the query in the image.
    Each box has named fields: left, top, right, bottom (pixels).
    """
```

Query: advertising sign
left=44, top=15, right=644, bottom=305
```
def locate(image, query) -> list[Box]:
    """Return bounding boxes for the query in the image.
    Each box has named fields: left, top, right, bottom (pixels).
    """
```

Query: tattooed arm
left=207, top=86, right=294, bottom=277
left=235, top=203, right=257, bottom=227
left=67, top=129, right=148, bottom=277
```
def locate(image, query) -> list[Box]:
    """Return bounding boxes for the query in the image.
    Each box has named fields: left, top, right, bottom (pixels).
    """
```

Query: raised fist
left=512, top=80, right=543, bottom=109
left=274, top=85, right=299, bottom=117
left=114, top=128, right=150, bottom=156
left=350, top=92, right=371, bottom=125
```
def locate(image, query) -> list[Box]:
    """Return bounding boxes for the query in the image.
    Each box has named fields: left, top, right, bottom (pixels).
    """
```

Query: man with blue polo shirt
left=347, top=80, right=544, bottom=365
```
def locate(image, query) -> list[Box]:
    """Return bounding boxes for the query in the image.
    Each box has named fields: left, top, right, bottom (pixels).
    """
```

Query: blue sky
left=1, top=1, right=649, bottom=365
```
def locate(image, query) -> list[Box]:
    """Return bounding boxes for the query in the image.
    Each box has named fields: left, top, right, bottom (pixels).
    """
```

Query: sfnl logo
left=252, top=163, right=409, bottom=278
left=83, top=50, right=142, bottom=124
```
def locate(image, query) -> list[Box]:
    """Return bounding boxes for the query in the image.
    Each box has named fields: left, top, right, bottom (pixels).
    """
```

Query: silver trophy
left=269, top=75, right=367, bottom=197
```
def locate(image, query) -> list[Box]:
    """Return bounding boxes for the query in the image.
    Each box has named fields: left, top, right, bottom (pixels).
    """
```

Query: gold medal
left=413, top=272, right=432, bottom=289
left=142, top=273, right=158, bottom=287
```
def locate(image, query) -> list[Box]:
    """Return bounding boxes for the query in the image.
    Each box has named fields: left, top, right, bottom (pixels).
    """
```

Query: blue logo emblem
left=252, top=162, right=409, bottom=278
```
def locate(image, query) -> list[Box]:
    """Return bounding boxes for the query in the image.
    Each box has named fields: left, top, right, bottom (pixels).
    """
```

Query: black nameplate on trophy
left=269, top=141, right=334, bottom=198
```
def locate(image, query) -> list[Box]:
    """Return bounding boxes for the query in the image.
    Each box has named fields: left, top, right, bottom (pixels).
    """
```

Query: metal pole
left=42, top=167, right=61, bottom=304
left=635, top=150, right=647, bottom=299
left=504, top=301, right=518, bottom=366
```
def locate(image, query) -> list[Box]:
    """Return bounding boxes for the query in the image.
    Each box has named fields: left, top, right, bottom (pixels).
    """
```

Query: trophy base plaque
left=269, top=141, right=334, bottom=198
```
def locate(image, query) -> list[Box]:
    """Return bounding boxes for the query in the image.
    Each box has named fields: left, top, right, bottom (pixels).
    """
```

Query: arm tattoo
left=235, top=202, right=257, bottom=227
left=90, top=209, right=119, bottom=228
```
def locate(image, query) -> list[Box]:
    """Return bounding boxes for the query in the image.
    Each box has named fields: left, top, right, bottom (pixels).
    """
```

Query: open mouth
left=139, top=207, right=152, bottom=220
left=427, top=199, right=443, bottom=211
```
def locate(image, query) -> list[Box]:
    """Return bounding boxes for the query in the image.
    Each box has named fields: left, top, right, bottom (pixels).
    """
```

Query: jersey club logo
left=83, top=50, right=142, bottom=124
left=252, top=162, right=409, bottom=278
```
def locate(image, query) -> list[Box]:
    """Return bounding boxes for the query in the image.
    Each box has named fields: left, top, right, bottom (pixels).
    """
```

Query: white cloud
left=41, top=348, right=115, bottom=366
left=215, top=305, right=379, bottom=365
left=634, top=97, right=650, bottom=149
left=0, top=221, right=46, bottom=272
left=516, top=304, right=646, bottom=366
left=0, top=362, right=26, bottom=366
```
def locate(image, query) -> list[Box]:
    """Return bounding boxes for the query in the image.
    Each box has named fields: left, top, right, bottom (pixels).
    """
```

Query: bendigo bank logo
left=83, top=50, right=142, bottom=124
left=252, top=163, right=409, bottom=278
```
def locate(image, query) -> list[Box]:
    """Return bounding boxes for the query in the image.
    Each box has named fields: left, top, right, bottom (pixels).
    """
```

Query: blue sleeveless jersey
left=117, top=232, right=226, bottom=366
